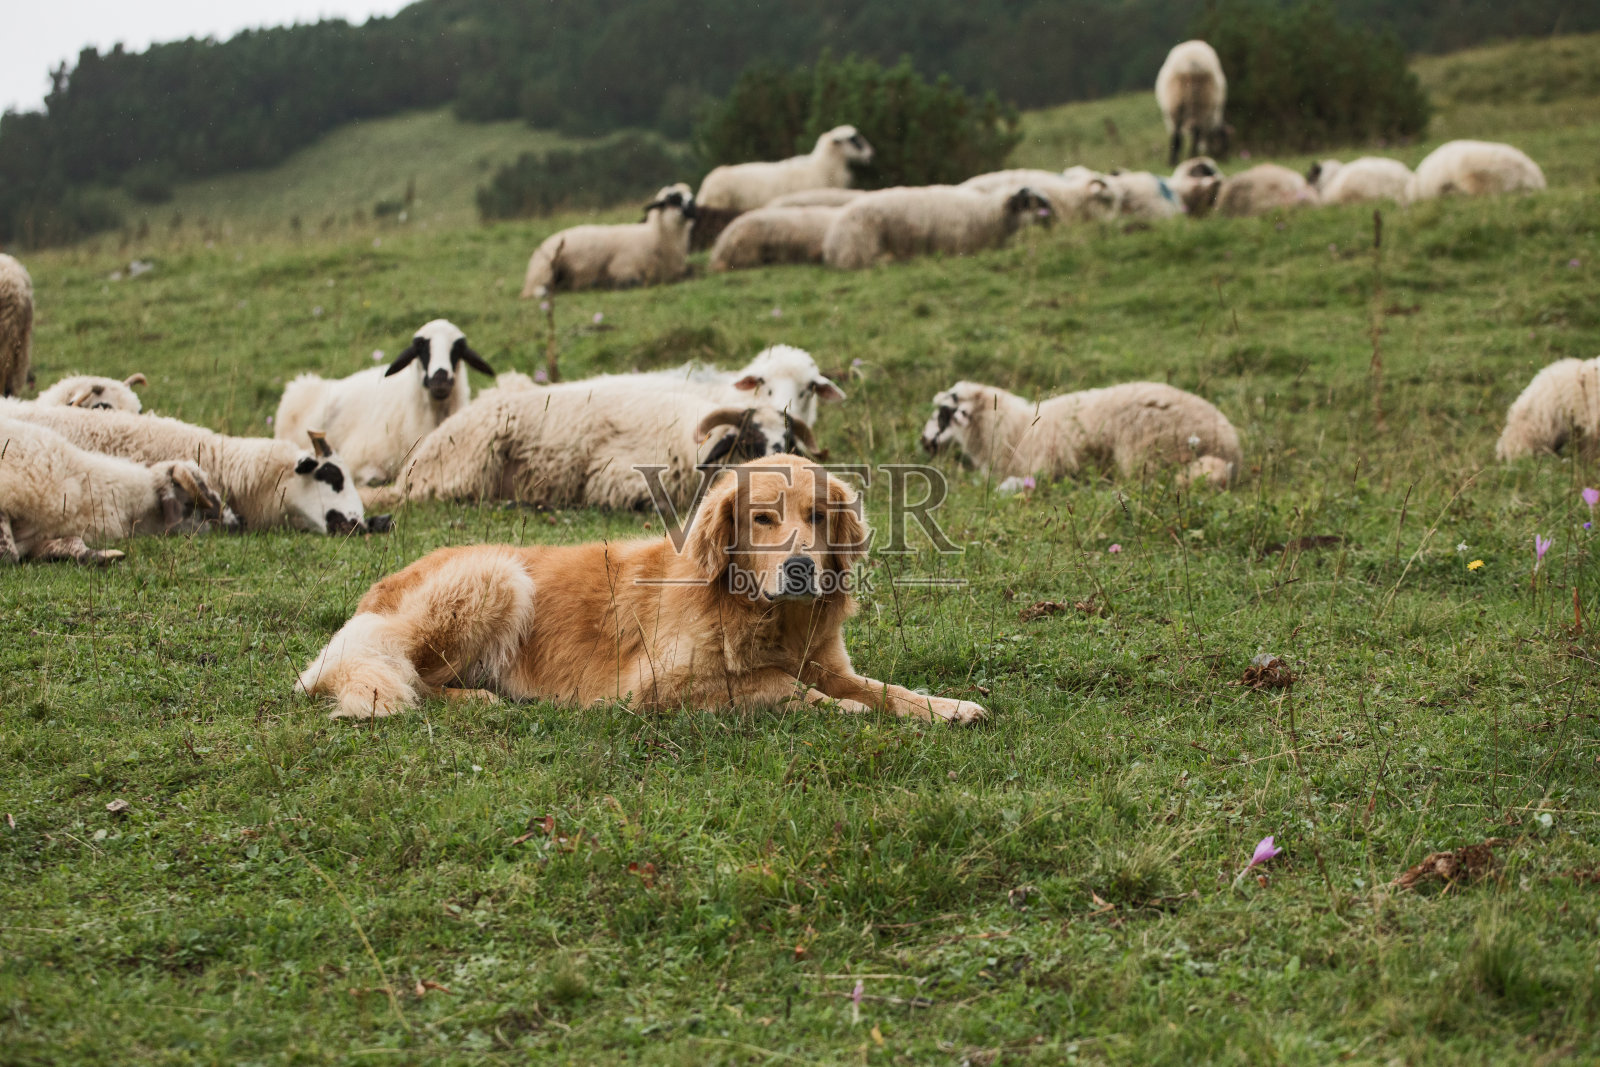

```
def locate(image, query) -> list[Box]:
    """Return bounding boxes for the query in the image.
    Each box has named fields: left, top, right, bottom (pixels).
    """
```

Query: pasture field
left=5, top=36, right=1600, bottom=1066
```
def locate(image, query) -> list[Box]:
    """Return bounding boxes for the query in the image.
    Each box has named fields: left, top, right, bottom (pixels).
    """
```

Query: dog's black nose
left=780, top=555, right=817, bottom=597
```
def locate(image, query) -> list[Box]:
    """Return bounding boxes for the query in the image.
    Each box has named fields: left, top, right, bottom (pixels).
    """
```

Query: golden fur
left=299, top=455, right=985, bottom=724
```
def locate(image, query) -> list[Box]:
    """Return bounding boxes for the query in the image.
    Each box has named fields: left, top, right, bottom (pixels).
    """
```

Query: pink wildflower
left=1108, top=543, right=1122, bottom=554
left=1534, top=534, right=1552, bottom=572
left=1250, top=836, right=1282, bottom=867
left=592, top=312, right=604, bottom=324
left=1583, top=487, right=1599, bottom=510
left=533, top=369, right=549, bottom=383
left=1021, top=476, right=1036, bottom=490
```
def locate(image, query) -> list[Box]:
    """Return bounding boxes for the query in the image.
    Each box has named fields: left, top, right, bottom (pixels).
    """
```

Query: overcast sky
left=4, top=1, right=415, bottom=114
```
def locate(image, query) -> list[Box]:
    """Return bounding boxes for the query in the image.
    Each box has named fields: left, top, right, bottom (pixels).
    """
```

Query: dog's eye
left=752, top=513, right=777, bottom=527
left=808, top=509, right=825, bottom=525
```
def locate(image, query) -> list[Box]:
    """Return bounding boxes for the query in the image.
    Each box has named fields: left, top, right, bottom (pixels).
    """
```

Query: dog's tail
left=297, top=548, right=536, bottom=719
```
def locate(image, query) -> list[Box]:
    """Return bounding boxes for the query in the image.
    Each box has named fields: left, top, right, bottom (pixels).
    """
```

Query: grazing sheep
left=1170, top=158, right=1225, bottom=217
left=2, top=405, right=374, bottom=534
left=369, top=379, right=818, bottom=512
left=766, top=188, right=865, bottom=209
left=1156, top=40, right=1229, bottom=167
left=1216, top=164, right=1318, bottom=218
left=0, top=416, right=235, bottom=564
left=35, top=373, right=146, bottom=412
left=694, top=126, right=875, bottom=247
left=1306, top=157, right=1413, bottom=205
left=920, top=379, right=1242, bottom=488
left=709, top=206, right=842, bottom=272
left=593, top=345, right=846, bottom=428
left=0, top=253, right=32, bottom=397
left=1406, top=140, right=1546, bottom=203
left=822, top=186, right=1054, bottom=270
left=1495, top=357, right=1600, bottom=461
left=960, top=169, right=1123, bottom=222
left=274, top=319, right=494, bottom=486
left=1108, top=170, right=1185, bottom=220
left=520, top=184, right=696, bottom=298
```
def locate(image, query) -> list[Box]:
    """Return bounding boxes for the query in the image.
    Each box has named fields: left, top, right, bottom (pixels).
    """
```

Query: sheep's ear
left=1305, top=162, right=1322, bottom=185
left=814, top=376, right=846, bottom=403
left=295, top=456, right=319, bottom=475
left=731, top=375, right=763, bottom=392
left=696, top=406, right=749, bottom=442
left=307, top=430, right=333, bottom=459
left=385, top=338, right=425, bottom=377
left=124, top=373, right=147, bottom=388
left=701, top=428, right=738, bottom=466
left=169, top=463, right=224, bottom=518
left=456, top=343, right=495, bottom=376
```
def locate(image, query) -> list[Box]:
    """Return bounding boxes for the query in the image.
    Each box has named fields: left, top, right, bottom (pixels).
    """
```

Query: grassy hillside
left=5, top=35, right=1600, bottom=1066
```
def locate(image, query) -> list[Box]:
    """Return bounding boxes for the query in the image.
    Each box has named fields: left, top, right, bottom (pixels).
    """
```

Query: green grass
left=6, top=37, right=1600, bottom=1065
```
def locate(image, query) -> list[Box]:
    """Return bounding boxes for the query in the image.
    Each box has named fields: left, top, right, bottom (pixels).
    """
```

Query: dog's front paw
left=934, top=699, right=988, bottom=724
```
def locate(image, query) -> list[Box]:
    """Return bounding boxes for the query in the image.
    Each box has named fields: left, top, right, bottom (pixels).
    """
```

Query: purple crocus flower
left=592, top=312, right=604, bottom=325
left=533, top=369, right=549, bottom=383
left=1108, top=543, right=1122, bottom=554
left=1569, top=258, right=1582, bottom=269
left=1534, top=534, right=1553, bottom=572
left=1021, top=475, right=1036, bottom=490
left=1583, top=487, right=1599, bottom=510
left=1249, top=836, right=1282, bottom=867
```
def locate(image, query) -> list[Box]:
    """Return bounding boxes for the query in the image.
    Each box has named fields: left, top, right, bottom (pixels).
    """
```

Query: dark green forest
left=1, top=0, right=1592, bottom=244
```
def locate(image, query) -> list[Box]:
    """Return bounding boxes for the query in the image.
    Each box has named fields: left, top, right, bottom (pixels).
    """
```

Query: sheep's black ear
left=385, top=338, right=425, bottom=377
left=1305, top=162, right=1323, bottom=185
left=452, top=339, right=495, bottom=376
left=295, top=456, right=318, bottom=475
left=701, top=429, right=737, bottom=467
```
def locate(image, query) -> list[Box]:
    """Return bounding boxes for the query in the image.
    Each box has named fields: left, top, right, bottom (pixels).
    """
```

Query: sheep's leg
left=36, top=537, right=125, bottom=565
left=1189, top=125, right=1202, bottom=162
left=0, top=513, right=18, bottom=563
left=1169, top=130, right=1184, bottom=168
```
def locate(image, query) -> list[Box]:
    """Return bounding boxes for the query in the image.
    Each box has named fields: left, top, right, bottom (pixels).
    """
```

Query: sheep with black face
left=273, top=319, right=493, bottom=486
left=520, top=184, right=697, bottom=297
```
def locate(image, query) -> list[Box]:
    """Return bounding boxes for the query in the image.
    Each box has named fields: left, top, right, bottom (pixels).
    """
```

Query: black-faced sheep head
left=1006, top=187, right=1056, bottom=227
left=386, top=318, right=494, bottom=402
left=920, top=384, right=984, bottom=457
left=696, top=407, right=819, bottom=468
left=289, top=430, right=374, bottom=535
left=823, top=125, right=875, bottom=167
left=643, top=184, right=697, bottom=223
left=729, top=344, right=846, bottom=429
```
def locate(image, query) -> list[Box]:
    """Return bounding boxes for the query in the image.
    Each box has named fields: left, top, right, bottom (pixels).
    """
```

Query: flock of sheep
left=0, top=38, right=1586, bottom=569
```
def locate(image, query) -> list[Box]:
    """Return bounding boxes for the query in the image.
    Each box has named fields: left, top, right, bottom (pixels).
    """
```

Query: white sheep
left=0, top=416, right=235, bottom=564
left=1405, top=140, right=1546, bottom=203
left=822, top=185, right=1054, bottom=270
left=709, top=206, right=843, bottom=272
left=368, top=379, right=818, bottom=512
left=920, top=379, right=1243, bottom=489
left=696, top=126, right=875, bottom=240
left=1170, top=157, right=1225, bottom=217
left=1305, top=157, right=1413, bottom=205
left=520, top=184, right=696, bottom=298
left=34, top=373, right=147, bottom=412
left=1107, top=170, right=1185, bottom=220
left=0, top=253, right=32, bottom=397
left=1156, top=40, right=1228, bottom=167
left=585, top=345, right=845, bottom=429
left=1495, top=357, right=1600, bottom=461
left=1215, top=164, right=1318, bottom=218
left=959, top=169, right=1123, bottom=222
left=766, top=188, right=865, bottom=209
left=274, top=319, right=493, bottom=486
left=2, top=404, right=374, bottom=534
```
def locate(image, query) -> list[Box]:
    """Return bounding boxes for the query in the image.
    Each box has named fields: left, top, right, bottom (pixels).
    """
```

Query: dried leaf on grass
left=1393, top=840, right=1505, bottom=890
left=1020, top=595, right=1104, bottom=622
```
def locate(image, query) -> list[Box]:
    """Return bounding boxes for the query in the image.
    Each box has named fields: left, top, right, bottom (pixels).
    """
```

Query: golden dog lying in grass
left=297, top=455, right=986, bottom=724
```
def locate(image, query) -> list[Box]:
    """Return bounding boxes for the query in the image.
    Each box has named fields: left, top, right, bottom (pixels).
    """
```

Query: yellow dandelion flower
left=1467, top=559, right=1484, bottom=571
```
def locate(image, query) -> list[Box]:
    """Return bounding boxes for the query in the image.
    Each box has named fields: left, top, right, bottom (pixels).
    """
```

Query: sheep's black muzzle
left=427, top=373, right=455, bottom=401
left=326, top=510, right=364, bottom=536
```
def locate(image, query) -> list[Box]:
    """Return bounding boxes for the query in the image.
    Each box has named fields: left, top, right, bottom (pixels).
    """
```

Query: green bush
left=475, top=134, right=696, bottom=222
left=1196, top=1, right=1431, bottom=153
left=694, top=53, right=1022, bottom=189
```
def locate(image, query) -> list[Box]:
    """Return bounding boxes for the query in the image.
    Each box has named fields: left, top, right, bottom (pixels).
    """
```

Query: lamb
left=1107, top=170, right=1185, bottom=220
left=920, top=379, right=1242, bottom=489
left=1156, top=40, right=1229, bottom=167
left=1, top=404, right=374, bottom=534
left=1405, top=140, right=1546, bottom=203
left=0, top=253, right=32, bottom=397
left=1215, top=164, right=1318, bottom=218
left=822, top=186, right=1054, bottom=270
left=1494, top=357, right=1600, bottom=461
left=959, top=169, right=1123, bottom=222
left=0, top=416, right=235, bottom=564
left=694, top=126, right=875, bottom=247
left=709, top=206, right=842, bottom=272
left=34, top=373, right=147, bottom=412
left=585, top=345, right=845, bottom=428
left=367, top=379, right=819, bottom=512
left=766, top=188, right=865, bottom=209
left=1305, top=157, right=1413, bottom=205
left=274, top=319, right=494, bottom=486
left=520, top=184, right=696, bottom=298
left=1170, top=158, right=1225, bottom=217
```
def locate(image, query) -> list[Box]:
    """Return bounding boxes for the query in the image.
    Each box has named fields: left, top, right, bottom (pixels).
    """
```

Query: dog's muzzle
left=778, top=555, right=818, bottom=599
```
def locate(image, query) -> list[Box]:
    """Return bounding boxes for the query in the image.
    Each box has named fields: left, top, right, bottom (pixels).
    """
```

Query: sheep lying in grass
left=520, top=184, right=696, bottom=298
left=367, top=379, right=818, bottom=512
left=695, top=126, right=874, bottom=246
left=960, top=169, right=1122, bottom=222
left=1216, top=164, right=1318, bottom=218
left=1157, top=40, right=1228, bottom=167
left=1406, top=140, right=1546, bottom=203
left=2, top=405, right=375, bottom=534
left=585, top=346, right=845, bottom=428
left=33, top=373, right=147, bottom=412
left=709, top=206, right=842, bottom=272
left=1495, top=357, right=1600, bottom=461
left=822, top=186, right=1053, bottom=270
left=1108, top=170, right=1185, bottom=220
left=920, top=380, right=1242, bottom=489
left=0, top=416, right=235, bottom=563
left=766, top=188, right=864, bottom=209
left=0, top=253, right=32, bottom=397
left=1171, top=158, right=1225, bottom=217
left=274, top=319, right=493, bottom=486
left=1306, top=157, right=1413, bottom=205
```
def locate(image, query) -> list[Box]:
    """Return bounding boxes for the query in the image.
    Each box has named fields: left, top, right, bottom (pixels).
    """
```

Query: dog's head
left=685, top=454, right=868, bottom=602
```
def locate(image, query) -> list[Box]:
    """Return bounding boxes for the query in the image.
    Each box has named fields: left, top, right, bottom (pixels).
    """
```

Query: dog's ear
left=823, top=469, right=870, bottom=574
left=685, top=473, right=739, bottom=579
